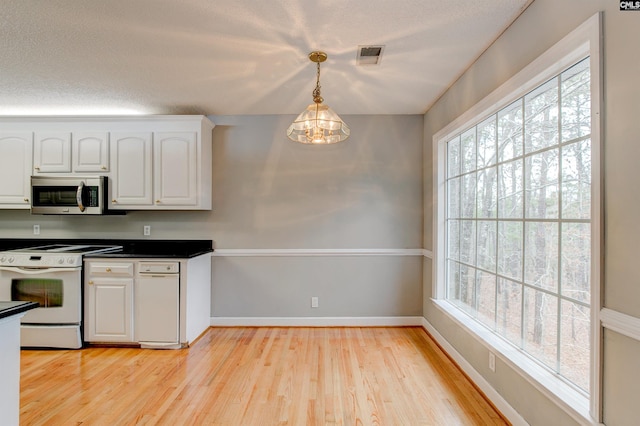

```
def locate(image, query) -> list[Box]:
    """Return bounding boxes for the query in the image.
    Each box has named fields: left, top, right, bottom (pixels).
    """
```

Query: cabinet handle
left=155, top=200, right=161, bottom=203
left=101, top=166, right=107, bottom=170
left=34, top=166, right=40, bottom=170
left=112, top=199, right=117, bottom=203
left=24, top=198, right=29, bottom=202
left=106, top=268, right=112, bottom=272
left=88, top=280, right=94, bottom=285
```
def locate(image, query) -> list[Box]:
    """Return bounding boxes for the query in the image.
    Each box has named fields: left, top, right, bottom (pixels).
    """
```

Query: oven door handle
left=0, top=266, right=80, bottom=274
left=77, top=181, right=86, bottom=212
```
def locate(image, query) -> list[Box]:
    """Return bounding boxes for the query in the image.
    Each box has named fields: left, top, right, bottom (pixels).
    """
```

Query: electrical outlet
left=311, top=297, right=319, bottom=308
left=143, top=225, right=151, bottom=236
left=489, top=352, right=496, bottom=372
left=33, top=224, right=40, bottom=235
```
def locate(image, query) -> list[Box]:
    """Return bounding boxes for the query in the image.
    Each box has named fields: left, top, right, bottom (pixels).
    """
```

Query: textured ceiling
left=0, top=0, right=532, bottom=116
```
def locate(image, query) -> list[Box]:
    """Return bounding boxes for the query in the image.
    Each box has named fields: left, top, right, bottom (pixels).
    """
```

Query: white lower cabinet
left=85, top=261, right=134, bottom=343
left=135, top=262, right=180, bottom=348
left=84, top=255, right=210, bottom=348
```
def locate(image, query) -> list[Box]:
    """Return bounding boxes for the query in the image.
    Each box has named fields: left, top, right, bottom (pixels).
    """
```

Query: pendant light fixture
left=287, top=51, right=350, bottom=144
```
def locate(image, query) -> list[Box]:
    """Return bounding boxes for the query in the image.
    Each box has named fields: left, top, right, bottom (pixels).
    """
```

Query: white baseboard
left=420, top=317, right=528, bottom=426
left=210, top=316, right=424, bottom=327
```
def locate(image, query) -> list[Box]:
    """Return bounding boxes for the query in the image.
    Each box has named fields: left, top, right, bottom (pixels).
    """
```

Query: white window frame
left=432, top=13, right=602, bottom=424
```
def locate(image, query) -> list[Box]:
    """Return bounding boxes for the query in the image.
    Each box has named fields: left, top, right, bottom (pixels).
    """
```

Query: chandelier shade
left=286, top=103, right=350, bottom=144
left=287, top=51, right=350, bottom=145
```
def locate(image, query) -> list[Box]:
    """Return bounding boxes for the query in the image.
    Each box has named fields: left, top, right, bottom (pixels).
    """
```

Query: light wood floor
left=20, top=327, right=508, bottom=425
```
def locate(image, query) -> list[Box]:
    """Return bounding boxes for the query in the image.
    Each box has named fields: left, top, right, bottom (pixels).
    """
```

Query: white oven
left=0, top=265, right=82, bottom=348
left=0, top=244, right=122, bottom=349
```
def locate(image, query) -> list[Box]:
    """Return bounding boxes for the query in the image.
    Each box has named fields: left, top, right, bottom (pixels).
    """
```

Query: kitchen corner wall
left=0, top=114, right=424, bottom=319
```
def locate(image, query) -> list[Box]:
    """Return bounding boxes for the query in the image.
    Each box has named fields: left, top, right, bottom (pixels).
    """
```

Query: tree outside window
left=445, top=58, right=591, bottom=392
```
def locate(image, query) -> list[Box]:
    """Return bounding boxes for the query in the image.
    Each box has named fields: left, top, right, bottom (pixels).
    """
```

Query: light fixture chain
left=313, top=61, right=323, bottom=104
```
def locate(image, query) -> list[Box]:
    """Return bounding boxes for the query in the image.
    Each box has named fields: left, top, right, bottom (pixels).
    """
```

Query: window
left=445, top=58, right=591, bottom=391
left=433, top=13, right=601, bottom=422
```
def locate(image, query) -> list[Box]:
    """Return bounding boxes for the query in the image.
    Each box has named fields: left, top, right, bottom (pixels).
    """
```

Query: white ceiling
left=0, top=0, right=532, bottom=116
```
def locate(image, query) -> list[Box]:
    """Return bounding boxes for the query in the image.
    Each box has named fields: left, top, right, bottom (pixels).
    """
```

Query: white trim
left=210, top=316, right=423, bottom=327
left=600, top=308, right=640, bottom=342
left=212, top=248, right=424, bottom=257
left=421, top=317, right=528, bottom=426
left=588, top=12, right=604, bottom=421
left=431, top=300, right=595, bottom=425
left=432, top=115, right=447, bottom=299
left=422, top=249, right=433, bottom=258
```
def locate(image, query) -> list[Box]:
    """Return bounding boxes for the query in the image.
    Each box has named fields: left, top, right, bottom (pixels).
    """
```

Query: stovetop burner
left=0, top=244, right=122, bottom=268
left=12, top=244, right=122, bottom=254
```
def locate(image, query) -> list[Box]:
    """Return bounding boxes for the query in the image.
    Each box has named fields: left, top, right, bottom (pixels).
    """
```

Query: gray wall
left=209, top=115, right=423, bottom=249
left=209, top=114, right=424, bottom=318
left=422, top=1, right=640, bottom=425
left=0, top=114, right=424, bottom=319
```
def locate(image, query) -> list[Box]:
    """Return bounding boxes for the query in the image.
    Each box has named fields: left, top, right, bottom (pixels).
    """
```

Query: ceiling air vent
left=357, top=45, right=385, bottom=66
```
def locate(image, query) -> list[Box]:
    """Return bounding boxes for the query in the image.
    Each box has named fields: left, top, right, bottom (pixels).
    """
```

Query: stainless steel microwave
left=31, top=176, right=108, bottom=215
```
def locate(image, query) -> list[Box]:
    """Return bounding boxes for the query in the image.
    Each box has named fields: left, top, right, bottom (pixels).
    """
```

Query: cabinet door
left=135, top=274, right=179, bottom=343
left=110, top=132, right=153, bottom=208
left=154, top=132, right=197, bottom=206
left=86, top=277, right=134, bottom=342
left=73, top=132, right=109, bottom=172
left=34, top=132, right=71, bottom=173
left=0, top=133, right=32, bottom=207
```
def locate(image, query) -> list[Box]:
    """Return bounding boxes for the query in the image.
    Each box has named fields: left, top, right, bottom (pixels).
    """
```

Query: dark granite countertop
left=0, top=239, right=213, bottom=259
left=0, top=301, right=39, bottom=320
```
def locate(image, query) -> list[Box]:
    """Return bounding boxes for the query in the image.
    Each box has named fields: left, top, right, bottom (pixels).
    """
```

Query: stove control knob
left=67, top=257, right=75, bottom=264
left=8, top=256, right=15, bottom=263
left=0, top=256, right=5, bottom=263
left=57, top=258, right=64, bottom=265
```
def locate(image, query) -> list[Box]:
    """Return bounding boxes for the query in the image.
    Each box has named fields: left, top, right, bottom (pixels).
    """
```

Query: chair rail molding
left=212, top=248, right=424, bottom=257
left=600, top=308, right=640, bottom=342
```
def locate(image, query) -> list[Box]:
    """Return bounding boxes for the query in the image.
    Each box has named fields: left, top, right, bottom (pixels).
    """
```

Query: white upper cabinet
left=73, top=132, right=109, bottom=172
left=34, top=132, right=108, bottom=174
left=110, top=131, right=201, bottom=209
left=34, top=132, right=71, bottom=173
left=110, top=133, right=153, bottom=208
left=0, top=132, right=32, bottom=208
left=109, top=117, right=213, bottom=210
left=0, top=115, right=214, bottom=211
left=154, top=132, right=198, bottom=206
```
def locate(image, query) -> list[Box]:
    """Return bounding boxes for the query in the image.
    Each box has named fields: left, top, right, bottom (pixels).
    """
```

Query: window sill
left=431, top=298, right=594, bottom=425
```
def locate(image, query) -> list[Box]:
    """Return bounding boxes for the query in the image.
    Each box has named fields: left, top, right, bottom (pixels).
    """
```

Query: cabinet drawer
left=138, top=262, right=179, bottom=274
left=87, top=262, right=134, bottom=277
